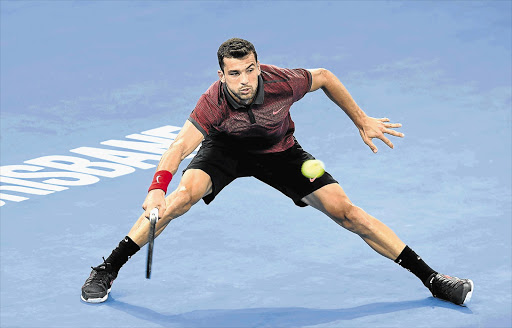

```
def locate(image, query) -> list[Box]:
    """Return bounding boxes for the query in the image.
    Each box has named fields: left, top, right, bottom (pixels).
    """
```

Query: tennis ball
left=301, top=159, right=325, bottom=179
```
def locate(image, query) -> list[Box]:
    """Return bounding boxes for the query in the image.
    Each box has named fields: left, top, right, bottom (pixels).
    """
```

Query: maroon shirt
left=189, top=64, right=312, bottom=153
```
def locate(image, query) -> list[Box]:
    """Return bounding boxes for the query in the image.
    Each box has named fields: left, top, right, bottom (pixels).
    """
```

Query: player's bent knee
left=329, top=200, right=368, bottom=232
left=163, top=185, right=202, bottom=221
left=343, top=205, right=373, bottom=235
left=324, top=196, right=352, bottom=220
left=177, top=186, right=194, bottom=204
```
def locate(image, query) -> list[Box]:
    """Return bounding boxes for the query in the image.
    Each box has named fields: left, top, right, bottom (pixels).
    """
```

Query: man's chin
left=236, top=94, right=255, bottom=105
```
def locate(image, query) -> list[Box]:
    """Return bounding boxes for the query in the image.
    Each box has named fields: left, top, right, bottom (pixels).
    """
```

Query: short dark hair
left=217, top=38, right=258, bottom=72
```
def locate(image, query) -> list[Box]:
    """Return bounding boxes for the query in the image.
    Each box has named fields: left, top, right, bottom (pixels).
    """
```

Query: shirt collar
left=223, top=74, right=264, bottom=109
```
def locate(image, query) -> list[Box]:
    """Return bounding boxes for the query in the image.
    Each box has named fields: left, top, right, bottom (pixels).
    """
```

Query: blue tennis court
left=1, top=1, right=510, bottom=327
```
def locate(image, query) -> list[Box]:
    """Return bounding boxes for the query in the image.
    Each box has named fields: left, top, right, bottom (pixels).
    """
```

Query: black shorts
left=184, top=136, right=338, bottom=207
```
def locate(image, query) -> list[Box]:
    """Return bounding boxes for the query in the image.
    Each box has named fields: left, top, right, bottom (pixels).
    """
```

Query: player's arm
left=142, top=120, right=204, bottom=217
left=308, top=68, right=404, bottom=153
left=155, top=119, right=204, bottom=174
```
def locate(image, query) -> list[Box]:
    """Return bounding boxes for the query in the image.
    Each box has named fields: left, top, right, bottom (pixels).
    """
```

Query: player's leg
left=81, top=135, right=240, bottom=303
left=126, top=169, right=213, bottom=246
left=301, top=183, right=405, bottom=259
left=252, top=140, right=473, bottom=306
left=301, top=184, right=473, bottom=305
left=81, top=169, right=212, bottom=303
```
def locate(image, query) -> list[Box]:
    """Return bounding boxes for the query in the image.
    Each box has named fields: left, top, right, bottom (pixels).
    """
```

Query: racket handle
left=149, top=207, right=159, bottom=223
left=146, top=208, right=159, bottom=279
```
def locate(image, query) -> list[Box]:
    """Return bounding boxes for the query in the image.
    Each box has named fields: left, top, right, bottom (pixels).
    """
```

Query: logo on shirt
left=272, top=105, right=286, bottom=115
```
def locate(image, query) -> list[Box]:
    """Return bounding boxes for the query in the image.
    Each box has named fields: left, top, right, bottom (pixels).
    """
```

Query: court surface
left=1, top=1, right=511, bottom=327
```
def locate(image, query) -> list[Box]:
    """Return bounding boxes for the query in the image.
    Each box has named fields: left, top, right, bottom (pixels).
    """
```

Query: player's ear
left=218, top=70, right=225, bottom=83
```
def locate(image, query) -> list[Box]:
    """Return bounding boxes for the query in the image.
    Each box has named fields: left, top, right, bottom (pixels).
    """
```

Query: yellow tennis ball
left=301, top=159, right=325, bottom=179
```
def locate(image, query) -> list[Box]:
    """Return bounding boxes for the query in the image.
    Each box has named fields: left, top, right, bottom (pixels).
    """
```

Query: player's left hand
left=358, top=117, right=404, bottom=153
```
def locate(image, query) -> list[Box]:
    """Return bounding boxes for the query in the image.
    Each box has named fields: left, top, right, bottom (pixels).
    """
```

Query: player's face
left=218, top=53, right=260, bottom=106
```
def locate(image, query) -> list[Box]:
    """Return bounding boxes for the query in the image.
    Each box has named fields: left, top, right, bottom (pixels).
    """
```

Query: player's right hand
left=142, top=189, right=167, bottom=220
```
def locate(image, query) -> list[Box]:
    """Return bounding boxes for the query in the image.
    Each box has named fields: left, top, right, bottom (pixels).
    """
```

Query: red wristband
left=148, top=170, right=173, bottom=193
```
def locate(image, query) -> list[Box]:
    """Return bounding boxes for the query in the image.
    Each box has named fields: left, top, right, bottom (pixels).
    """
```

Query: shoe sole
left=462, top=279, right=474, bottom=305
left=79, top=281, right=474, bottom=306
left=80, top=287, right=111, bottom=303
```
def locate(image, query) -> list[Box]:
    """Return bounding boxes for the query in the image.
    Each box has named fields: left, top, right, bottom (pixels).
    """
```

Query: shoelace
left=432, top=274, right=462, bottom=298
left=84, top=257, right=113, bottom=287
left=91, top=257, right=110, bottom=271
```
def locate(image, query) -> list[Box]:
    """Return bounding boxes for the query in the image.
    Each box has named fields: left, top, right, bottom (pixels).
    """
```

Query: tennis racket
left=146, top=207, right=159, bottom=279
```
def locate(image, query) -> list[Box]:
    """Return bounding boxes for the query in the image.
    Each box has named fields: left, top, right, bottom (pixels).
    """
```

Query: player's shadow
left=105, top=297, right=472, bottom=327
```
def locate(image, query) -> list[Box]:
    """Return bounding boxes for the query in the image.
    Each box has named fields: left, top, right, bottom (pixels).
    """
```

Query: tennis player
left=81, top=38, right=473, bottom=305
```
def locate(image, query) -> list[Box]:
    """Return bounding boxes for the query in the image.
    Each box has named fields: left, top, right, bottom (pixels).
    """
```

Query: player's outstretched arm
left=308, top=68, right=404, bottom=153
left=142, top=120, right=204, bottom=218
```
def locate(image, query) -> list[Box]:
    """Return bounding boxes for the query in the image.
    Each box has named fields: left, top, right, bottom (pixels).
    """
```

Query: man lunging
left=81, top=38, right=473, bottom=305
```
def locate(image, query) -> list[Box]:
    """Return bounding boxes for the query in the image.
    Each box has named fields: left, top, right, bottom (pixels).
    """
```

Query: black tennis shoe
left=427, top=273, right=474, bottom=306
left=81, top=258, right=118, bottom=303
